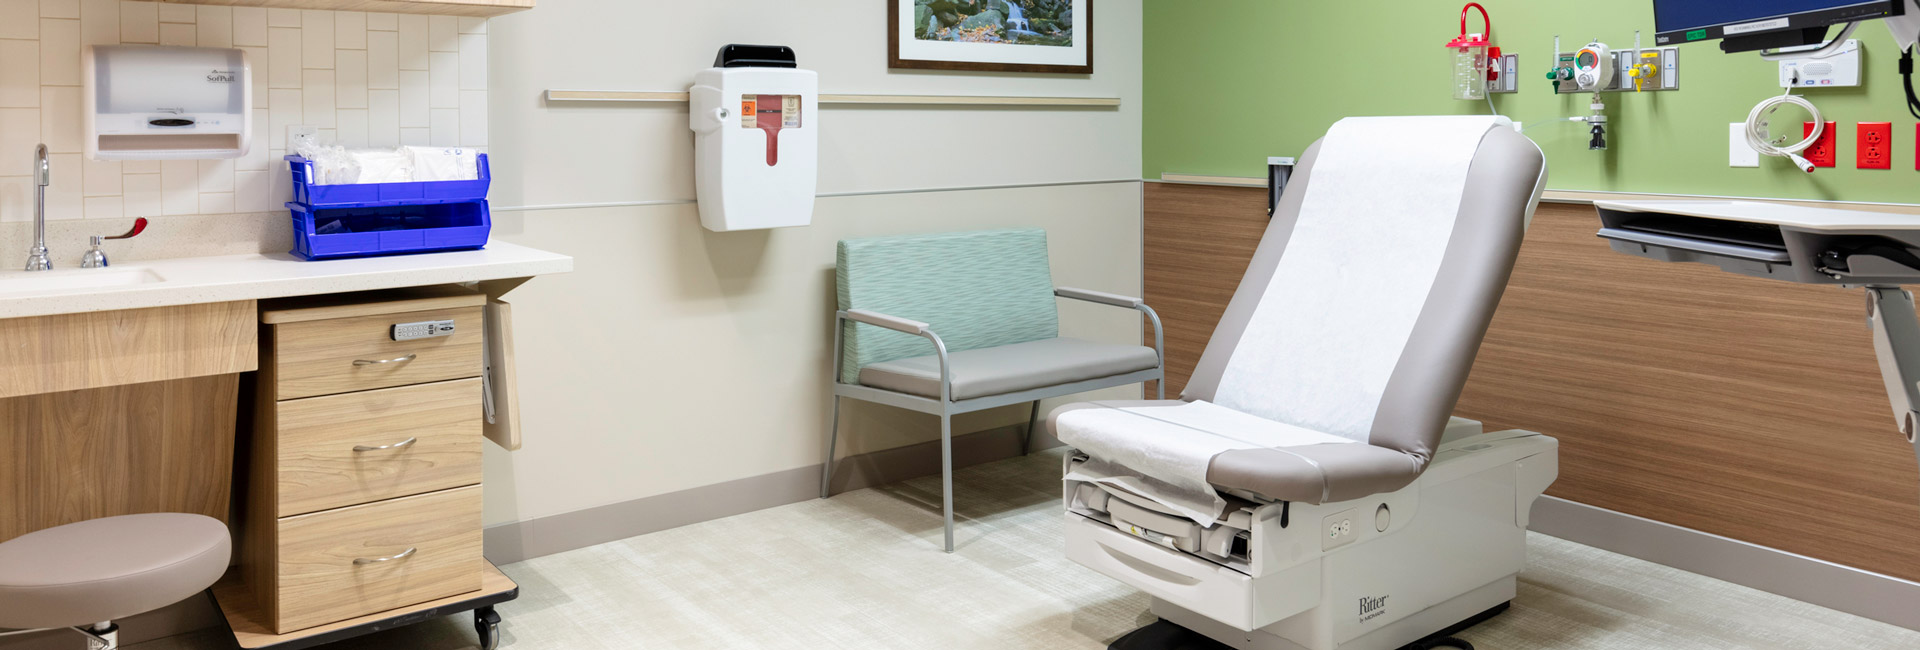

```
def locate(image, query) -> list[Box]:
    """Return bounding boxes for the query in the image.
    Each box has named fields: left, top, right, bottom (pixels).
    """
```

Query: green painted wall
left=1144, top=1, right=1920, bottom=203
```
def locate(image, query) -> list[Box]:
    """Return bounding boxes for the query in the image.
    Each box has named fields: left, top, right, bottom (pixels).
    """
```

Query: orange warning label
left=740, top=99, right=757, bottom=128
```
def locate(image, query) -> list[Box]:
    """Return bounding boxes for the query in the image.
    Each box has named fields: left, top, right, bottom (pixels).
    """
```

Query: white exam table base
left=1065, top=430, right=1557, bottom=649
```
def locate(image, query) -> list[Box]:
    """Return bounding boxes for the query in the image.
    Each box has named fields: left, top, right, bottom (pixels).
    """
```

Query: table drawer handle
left=353, top=547, right=418, bottom=565
left=352, top=437, right=418, bottom=452
left=353, top=353, right=417, bottom=366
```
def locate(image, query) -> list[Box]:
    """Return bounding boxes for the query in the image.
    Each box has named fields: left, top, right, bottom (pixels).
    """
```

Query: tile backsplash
left=0, top=1, right=488, bottom=224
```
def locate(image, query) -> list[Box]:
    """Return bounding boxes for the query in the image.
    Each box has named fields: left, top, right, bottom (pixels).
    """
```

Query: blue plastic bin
left=290, top=200, right=492, bottom=261
left=286, top=153, right=490, bottom=208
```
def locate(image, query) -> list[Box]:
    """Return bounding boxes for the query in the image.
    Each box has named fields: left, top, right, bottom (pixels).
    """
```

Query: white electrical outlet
left=1322, top=508, right=1360, bottom=551
left=1729, top=123, right=1759, bottom=168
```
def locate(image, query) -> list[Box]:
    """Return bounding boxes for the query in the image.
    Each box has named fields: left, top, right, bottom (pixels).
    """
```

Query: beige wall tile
left=117, top=0, right=153, bottom=43
left=83, top=194, right=119, bottom=219
left=78, top=0, right=115, bottom=46
left=38, top=86, right=78, bottom=153
left=39, top=18, right=80, bottom=85
left=0, top=0, right=39, bottom=40
left=334, top=10, right=363, bottom=49
left=39, top=0, right=76, bottom=20
left=0, top=108, right=41, bottom=176
left=336, top=49, right=366, bottom=109
left=80, top=156, right=118, bottom=196
left=154, top=1, right=190, bottom=23
left=121, top=171, right=159, bottom=218
left=0, top=40, right=40, bottom=108
left=232, top=5, right=264, bottom=46
left=300, top=9, right=331, bottom=69
left=195, top=5, right=230, bottom=48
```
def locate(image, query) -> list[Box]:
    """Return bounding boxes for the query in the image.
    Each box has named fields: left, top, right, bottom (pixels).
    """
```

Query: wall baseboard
left=483, top=423, right=1051, bottom=565
left=1530, top=495, right=1920, bottom=632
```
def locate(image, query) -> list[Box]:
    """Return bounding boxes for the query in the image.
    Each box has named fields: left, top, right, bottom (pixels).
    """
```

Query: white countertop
left=1595, top=200, right=1920, bottom=232
left=0, top=242, right=573, bottom=319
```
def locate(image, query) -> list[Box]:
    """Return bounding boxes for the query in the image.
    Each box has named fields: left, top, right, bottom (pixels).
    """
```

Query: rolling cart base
left=212, top=560, right=519, bottom=650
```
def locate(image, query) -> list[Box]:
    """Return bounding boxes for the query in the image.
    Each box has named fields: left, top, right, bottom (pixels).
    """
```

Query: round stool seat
left=0, top=514, right=231, bottom=629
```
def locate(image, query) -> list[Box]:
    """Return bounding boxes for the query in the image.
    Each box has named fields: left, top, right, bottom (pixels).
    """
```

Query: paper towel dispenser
left=84, top=45, right=252, bottom=160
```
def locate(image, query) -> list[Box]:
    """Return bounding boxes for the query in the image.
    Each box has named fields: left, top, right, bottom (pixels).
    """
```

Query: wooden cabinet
left=0, top=301, right=257, bottom=543
left=273, top=378, right=484, bottom=517
left=223, top=286, right=509, bottom=638
left=155, top=0, right=535, bottom=19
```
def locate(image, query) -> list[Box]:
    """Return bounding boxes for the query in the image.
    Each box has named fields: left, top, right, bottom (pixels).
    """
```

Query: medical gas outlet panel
left=1551, top=46, right=1681, bottom=93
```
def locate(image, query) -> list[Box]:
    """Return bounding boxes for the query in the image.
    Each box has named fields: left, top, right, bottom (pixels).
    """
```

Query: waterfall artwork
left=890, top=0, right=1092, bottom=74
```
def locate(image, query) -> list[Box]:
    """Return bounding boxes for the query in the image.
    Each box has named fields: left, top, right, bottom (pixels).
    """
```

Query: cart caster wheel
left=474, top=606, right=502, bottom=650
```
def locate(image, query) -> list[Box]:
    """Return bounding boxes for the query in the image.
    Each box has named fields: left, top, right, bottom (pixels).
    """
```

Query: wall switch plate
left=1858, top=121, right=1892, bottom=169
left=1730, top=123, right=1759, bottom=167
left=1804, top=121, right=1837, bottom=168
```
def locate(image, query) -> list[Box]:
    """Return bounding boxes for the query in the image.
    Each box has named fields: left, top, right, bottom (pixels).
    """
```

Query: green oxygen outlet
left=1546, top=67, right=1572, bottom=91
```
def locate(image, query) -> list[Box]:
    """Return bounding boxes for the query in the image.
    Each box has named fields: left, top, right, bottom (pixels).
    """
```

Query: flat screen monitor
left=1653, top=0, right=1902, bottom=46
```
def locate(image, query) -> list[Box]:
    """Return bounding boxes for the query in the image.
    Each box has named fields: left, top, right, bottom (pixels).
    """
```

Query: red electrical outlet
left=1858, top=122, right=1892, bottom=169
left=1804, top=121, right=1837, bottom=168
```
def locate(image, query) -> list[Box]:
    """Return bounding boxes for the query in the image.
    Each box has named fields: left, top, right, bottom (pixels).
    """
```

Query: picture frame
left=889, top=0, right=1092, bottom=74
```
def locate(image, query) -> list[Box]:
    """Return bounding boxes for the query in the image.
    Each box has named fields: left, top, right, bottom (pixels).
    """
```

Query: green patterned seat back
left=837, top=228, right=1060, bottom=385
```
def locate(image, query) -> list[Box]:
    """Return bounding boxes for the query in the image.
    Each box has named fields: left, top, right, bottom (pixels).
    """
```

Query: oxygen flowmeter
left=690, top=44, right=819, bottom=232
left=1445, top=3, right=1501, bottom=100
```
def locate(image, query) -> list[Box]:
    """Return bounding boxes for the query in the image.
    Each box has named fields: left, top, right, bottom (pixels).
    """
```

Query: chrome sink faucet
left=23, top=144, right=51, bottom=271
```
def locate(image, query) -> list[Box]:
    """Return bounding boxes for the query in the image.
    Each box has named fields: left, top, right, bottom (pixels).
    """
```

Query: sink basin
left=0, top=267, right=166, bottom=297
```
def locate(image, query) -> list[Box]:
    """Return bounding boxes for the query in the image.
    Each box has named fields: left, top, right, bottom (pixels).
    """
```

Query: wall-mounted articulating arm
left=1865, top=286, right=1920, bottom=500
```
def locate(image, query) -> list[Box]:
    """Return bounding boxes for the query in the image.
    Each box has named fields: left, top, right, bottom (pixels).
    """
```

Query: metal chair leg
left=820, top=395, right=842, bottom=499
left=941, top=409, right=955, bottom=553
left=1023, top=401, right=1042, bottom=455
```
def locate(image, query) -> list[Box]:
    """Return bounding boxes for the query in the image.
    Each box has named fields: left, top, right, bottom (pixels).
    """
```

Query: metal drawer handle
left=354, top=353, right=417, bottom=366
left=352, top=437, right=418, bottom=452
left=353, top=547, right=417, bottom=565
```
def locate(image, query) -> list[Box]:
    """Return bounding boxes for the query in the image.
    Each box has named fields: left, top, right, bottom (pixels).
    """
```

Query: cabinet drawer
left=271, top=306, right=482, bottom=400
left=275, top=379, right=482, bottom=517
left=272, top=486, right=482, bottom=633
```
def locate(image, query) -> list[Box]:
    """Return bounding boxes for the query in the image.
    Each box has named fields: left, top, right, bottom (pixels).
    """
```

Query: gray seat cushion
left=859, top=337, right=1158, bottom=400
left=0, top=513, right=231, bottom=629
left=1049, top=399, right=1425, bottom=504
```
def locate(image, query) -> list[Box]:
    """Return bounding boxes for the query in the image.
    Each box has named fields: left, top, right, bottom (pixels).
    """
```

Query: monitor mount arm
left=1865, top=286, right=1920, bottom=499
left=1758, top=20, right=1861, bottom=60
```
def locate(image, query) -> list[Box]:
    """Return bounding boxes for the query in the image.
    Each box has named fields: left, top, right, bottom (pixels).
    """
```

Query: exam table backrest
left=1183, top=125, right=1545, bottom=482
left=836, top=228, right=1060, bottom=384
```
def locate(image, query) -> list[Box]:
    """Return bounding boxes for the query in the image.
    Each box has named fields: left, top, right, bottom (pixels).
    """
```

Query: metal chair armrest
left=836, top=310, right=954, bottom=401
left=1055, top=286, right=1144, bottom=308
left=842, top=308, right=930, bottom=335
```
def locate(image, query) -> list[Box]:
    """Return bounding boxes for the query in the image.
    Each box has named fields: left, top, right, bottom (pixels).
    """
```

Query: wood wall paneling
left=1143, top=185, right=1920, bottom=582
left=1142, top=182, right=1270, bottom=396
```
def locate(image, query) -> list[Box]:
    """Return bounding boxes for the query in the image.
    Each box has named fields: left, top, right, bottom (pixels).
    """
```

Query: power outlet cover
left=1858, top=122, right=1892, bottom=169
left=1322, top=508, right=1360, bottom=551
left=1804, top=121, right=1837, bottom=168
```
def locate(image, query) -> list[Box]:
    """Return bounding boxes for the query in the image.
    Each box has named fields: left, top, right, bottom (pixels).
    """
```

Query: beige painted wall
left=477, top=0, right=1144, bottom=526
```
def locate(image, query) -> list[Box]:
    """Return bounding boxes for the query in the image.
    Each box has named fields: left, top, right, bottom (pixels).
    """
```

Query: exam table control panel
left=1596, top=200, right=1920, bottom=286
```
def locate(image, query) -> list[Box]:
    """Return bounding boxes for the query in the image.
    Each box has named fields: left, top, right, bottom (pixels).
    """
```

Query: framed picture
left=890, top=0, right=1092, bottom=74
